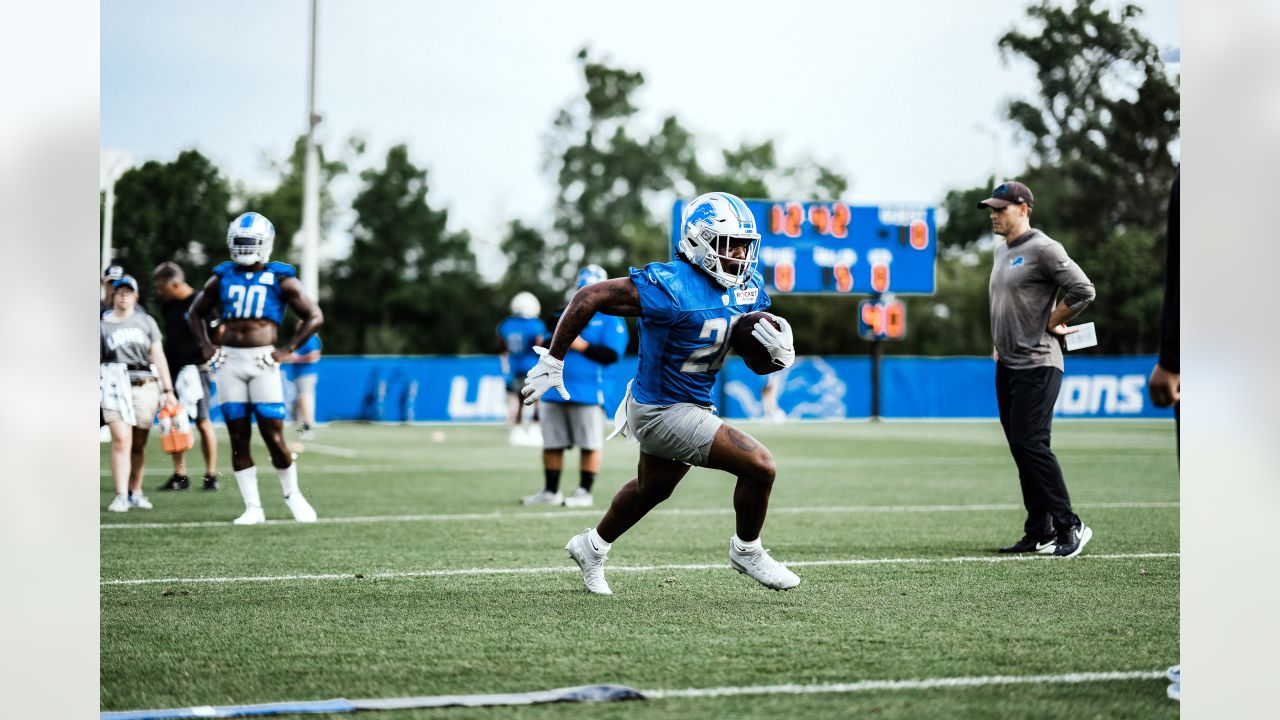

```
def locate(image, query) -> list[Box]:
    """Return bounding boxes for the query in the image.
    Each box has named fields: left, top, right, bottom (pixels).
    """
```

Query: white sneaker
left=284, top=493, right=317, bottom=522
left=562, top=488, right=594, bottom=508
left=521, top=489, right=563, bottom=506
left=524, top=424, right=543, bottom=445
left=233, top=505, right=266, bottom=525
left=127, top=493, right=154, bottom=510
left=107, top=495, right=129, bottom=513
left=565, top=530, right=612, bottom=595
left=729, top=538, right=801, bottom=590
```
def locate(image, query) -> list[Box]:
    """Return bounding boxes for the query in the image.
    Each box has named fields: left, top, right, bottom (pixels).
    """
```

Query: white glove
left=257, top=350, right=279, bottom=370
left=752, top=313, right=796, bottom=369
left=521, top=346, right=570, bottom=405
left=205, top=347, right=227, bottom=372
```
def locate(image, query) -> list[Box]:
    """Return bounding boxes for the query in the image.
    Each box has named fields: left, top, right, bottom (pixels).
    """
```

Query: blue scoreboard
left=671, top=199, right=937, bottom=296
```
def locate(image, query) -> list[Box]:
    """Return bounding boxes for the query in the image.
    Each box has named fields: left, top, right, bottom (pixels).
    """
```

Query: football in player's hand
left=731, top=312, right=784, bottom=375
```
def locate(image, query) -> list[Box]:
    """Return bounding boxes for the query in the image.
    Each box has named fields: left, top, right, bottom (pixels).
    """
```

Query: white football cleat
left=509, top=426, right=541, bottom=447
left=562, top=488, right=593, bottom=508
left=729, top=538, right=801, bottom=590
left=233, top=505, right=266, bottom=525
left=107, top=495, right=129, bottom=513
left=284, top=493, right=317, bottom=522
left=127, top=493, right=154, bottom=510
left=521, top=489, right=563, bottom=506
left=565, top=530, right=612, bottom=595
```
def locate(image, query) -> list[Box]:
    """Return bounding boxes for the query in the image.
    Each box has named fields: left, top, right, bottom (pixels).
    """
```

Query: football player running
left=188, top=212, right=324, bottom=525
left=523, top=192, right=800, bottom=594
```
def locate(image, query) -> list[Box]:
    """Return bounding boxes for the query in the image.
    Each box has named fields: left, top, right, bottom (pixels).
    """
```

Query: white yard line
left=100, top=501, right=1180, bottom=531
left=294, top=442, right=360, bottom=458
left=101, top=551, right=1178, bottom=586
left=640, top=669, right=1168, bottom=699
left=99, top=464, right=402, bottom=477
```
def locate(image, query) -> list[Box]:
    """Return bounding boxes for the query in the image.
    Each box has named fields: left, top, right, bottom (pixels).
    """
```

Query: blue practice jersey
left=295, top=333, right=322, bottom=355
left=213, top=261, right=297, bottom=326
left=630, top=260, right=771, bottom=406
left=497, top=316, right=548, bottom=376
left=544, top=312, right=628, bottom=407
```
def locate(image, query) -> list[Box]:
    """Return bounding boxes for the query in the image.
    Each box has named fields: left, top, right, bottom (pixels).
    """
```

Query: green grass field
left=100, top=420, right=1180, bottom=719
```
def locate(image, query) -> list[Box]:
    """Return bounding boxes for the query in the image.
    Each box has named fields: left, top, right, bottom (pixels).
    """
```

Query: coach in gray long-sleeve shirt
left=981, top=181, right=1096, bottom=559
left=990, top=226, right=1096, bottom=371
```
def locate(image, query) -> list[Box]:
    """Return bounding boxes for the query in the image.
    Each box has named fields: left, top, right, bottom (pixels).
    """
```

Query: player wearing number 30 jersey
left=188, top=212, right=324, bottom=526
left=522, top=191, right=800, bottom=595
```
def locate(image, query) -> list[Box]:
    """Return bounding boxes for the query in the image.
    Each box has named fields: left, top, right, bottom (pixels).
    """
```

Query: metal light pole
left=300, top=0, right=322, bottom=300
left=100, top=150, right=133, bottom=274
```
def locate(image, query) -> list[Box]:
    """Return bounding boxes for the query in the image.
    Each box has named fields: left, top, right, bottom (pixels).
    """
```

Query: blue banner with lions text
left=206, top=355, right=1175, bottom=423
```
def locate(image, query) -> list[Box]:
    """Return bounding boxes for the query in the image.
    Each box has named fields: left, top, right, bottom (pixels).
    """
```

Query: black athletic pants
left=995, top=363, right=1080, bottom=537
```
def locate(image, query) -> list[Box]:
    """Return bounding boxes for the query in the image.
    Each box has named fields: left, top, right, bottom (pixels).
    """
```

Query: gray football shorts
left=623, top=392, right=723, bottom=466
left=541, top=402, right=604, bottom=451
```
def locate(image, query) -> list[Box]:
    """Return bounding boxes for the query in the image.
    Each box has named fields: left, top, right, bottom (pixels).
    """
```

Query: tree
left=995, top=0, right=1179, bottom=353
left=544, top=49, right=688, bottom=281
left=328, top=145, right=493, bottom=354
left=109, top=150, right=231, bottom=304
left=495, top=220, right=559, bottom=319
left=544, top=48, right=851, bottom=353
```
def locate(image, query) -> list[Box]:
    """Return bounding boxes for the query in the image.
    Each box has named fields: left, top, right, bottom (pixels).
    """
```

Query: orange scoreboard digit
left=858, top=297, right=908, bottom=341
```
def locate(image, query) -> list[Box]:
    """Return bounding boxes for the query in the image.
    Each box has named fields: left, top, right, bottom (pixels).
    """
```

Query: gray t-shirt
left=989, top=229, right=1096, bottom=371
left=101, top=311, right=162, bottom=382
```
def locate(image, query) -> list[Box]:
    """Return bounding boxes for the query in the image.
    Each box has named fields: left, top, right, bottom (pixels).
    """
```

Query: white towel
left=605, top=379, right=639, bottom=445
left=99, top=363, right=137, bottom=426
left=174, top=365, right=204, bottom=419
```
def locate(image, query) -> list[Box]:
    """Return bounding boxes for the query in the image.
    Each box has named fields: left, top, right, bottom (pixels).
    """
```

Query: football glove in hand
left=205, top=347, right=227, bottom=372
left=521, top=346, right=570, bottom=405
left=752, top=314, right=796, bottom=369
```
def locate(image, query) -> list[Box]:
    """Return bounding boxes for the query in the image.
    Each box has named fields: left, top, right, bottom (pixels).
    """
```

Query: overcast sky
left=101, top=0, right=1178, bottom=271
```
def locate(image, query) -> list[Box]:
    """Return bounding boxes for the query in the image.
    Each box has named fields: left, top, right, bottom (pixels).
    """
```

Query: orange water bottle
left=159, top=404, right=194, bottom=454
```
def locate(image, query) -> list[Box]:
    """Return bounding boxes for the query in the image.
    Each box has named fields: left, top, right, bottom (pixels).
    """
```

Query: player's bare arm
left=546, top=278, right=640, bottom=360
left=275, top=276, right=324, bottom=363
left=188, top=275, right=222, bottom=361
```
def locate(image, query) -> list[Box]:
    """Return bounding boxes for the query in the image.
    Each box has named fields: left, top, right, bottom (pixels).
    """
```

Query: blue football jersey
left=630, top=260, right=771, bottom=406
left=295, top=333, right=322, bottom=355
left=213, top=261, right=297, bottom=325
left=544, top=312, right=628, bottom=407
left=497, top=316, right=548, bottom=376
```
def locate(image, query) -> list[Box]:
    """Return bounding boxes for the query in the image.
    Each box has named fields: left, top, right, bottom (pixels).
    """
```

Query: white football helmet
left=227, top=212, right=275, bottom=266
left=576, top=264, right=607, bottom=288
left=510, top=291, right=541, bottom=319
left=678, top=192, right=760, bottom=288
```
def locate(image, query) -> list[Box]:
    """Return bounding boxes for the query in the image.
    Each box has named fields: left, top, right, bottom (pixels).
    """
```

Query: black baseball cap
left=112, top=275, right=139, bottom=293
left=104, top=264, right=125, bottom=281
left=977, top=181, right=1035, bottom=209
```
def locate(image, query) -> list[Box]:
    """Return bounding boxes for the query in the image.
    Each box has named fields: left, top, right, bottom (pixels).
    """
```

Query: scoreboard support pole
left=869, top=337, right=883, bottom=421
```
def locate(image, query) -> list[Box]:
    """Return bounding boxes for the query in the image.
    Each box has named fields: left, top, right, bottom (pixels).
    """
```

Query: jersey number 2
left=680, top=317, right=739, bottom=374
left=227, top=284, right=267, bottom=319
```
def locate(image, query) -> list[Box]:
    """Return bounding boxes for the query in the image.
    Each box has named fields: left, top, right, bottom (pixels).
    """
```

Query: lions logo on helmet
left=576, top=264, right=608, bottom=289
left=678, top=192, right=761, bottom=289
left=227, top=212, right=276, bottom=266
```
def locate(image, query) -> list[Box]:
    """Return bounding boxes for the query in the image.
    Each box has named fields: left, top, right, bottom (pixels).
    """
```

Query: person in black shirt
left=152, top=262, right=220, bottom=491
